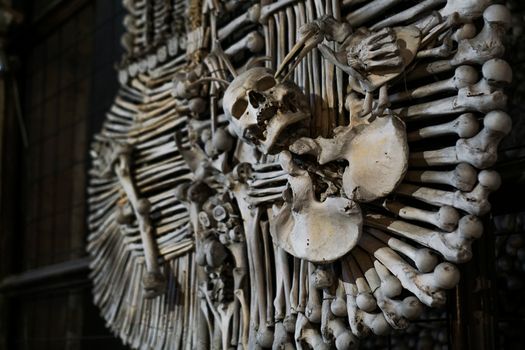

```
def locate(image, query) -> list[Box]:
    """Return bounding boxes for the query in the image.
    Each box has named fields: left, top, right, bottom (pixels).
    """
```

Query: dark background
left=0, top=0, right=524, bottom=349
left=0, top=0, right=126, bottom=348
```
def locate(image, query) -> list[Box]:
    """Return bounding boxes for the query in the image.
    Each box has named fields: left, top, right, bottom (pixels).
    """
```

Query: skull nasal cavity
left=248, top=91, right=266, bottom=108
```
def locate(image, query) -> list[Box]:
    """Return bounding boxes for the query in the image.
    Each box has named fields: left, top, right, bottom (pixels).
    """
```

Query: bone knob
left=405, top=163, right=478, bottom=192
left=456, top=110, right=512, bottom=169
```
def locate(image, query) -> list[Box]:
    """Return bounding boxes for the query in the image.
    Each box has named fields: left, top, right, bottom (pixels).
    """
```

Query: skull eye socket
left=248, top=91, right=266, bottom=108
left=231, top=98, right=248, bottom=119
left=256, top=76, right=276, bottom=91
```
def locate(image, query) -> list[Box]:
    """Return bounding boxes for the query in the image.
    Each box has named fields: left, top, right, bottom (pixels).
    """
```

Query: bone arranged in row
left=406, top=4, right=511, bottom=79
left=395, top=59, right=512, bottom=120
left=360, top=227, right=460, bottom=308
left=409, top=111, right=511, bottom=169
left=396, top=169, right=501, bottom=216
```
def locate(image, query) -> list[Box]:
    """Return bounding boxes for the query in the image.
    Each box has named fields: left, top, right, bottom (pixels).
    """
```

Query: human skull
left=223, top=67, right=310, bottom=154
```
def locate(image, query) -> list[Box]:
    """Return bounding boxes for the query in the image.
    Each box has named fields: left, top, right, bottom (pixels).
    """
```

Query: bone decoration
left=86, top=1, right=513, bottom=349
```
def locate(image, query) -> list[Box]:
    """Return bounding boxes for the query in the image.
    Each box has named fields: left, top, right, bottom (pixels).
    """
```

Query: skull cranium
left=223, top=67, right=310, bottom=154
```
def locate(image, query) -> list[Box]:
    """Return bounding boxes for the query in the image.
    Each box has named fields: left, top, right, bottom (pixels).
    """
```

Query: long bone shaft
left=396, top=170, right=501, bottom=216
left=389, top=66, right=478, bottom=104
left=345, top=0, right=404, bottom=27
left=407, top=113, right=479, bottom=141
left=114, top=150, right=166, bottom=298
left=225, top=31, right=265, bottom=57
left=359, top=233, right=460, bottom=307
left=405, top=163, right=477, bottom=192
left=218, top=4, right=261, bottom=40
left=367, top=228, right=439, bottom=273
left=383, top=199, right=460, bottom=232
left=352, top=247, right=423, bottom=328
left=370, top=0, right=446, bottom=30
left=408, top=5, right=511, bottom=78
left=410, top=111, right=511, bottom=169
left=396, top=86, right=506, bottom=120
left=340, top=256, right=389, bottom=337
left=365, top=213, right=483, bottom=263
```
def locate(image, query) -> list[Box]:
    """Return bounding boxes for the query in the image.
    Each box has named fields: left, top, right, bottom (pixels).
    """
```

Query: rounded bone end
left=433, top=262, right=460, bottom=289
left=482, top=59, right=513, bottom=85
left=116, top=206, right=133, bottom=225
left=400, top=296, right=423, bottom=320
left=189, top=97, right=207, bottom=114
left=356, top=293, right=376, bottom=312
left=272, top=322, right=290, bottom=349
left=247, top=32, right=265, bottom=53
left=483, top=4, right=512, bottom=29
left=370, top=314, right=390, bottom=336
left=478, top=170, right=502, bottom=191
left=381, top=275, right=402, bottom=298
left=453, top=23, right=477, bottom=42
left=136, top=198, right=151, bottom=215
left=456, top=113, right=480, bottom=138
left=256, top=327, right=274, bottom=348
left=311, top=267, right=335, bottom=289
left=484, top=110, right=512, bottom=135
left=453, top=163, right=478, bottom=191
left=283, top=314, right=297, bottom=333
left=335, top=331, right=358, bottom=350
left=459, top=215, right=484, bottom=240
left=331, top=298, right=348, bottom=317
left=142, top=271, right=166, bottom=298
left=453, top=66, right=479, bottom=89
left=305, top=303, right=322, bottom=324
left=247, top=3, right=261, bottom=21
left=212, top=127, right=234, bottom=152
left=436, top=206, right=460, bottom=232
left=205, top=240, right=228, bottom=267
left=414, top=248, right=439, bottom=273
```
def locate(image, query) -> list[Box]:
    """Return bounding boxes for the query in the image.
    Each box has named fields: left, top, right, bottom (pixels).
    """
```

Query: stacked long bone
left=213, top=1, right=512, bottom=348
left=86, top=0, right=514, bottom=349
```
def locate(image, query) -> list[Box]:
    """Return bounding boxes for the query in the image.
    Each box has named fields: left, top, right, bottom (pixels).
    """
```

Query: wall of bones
left=87, top=0, right=517, bottom=349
